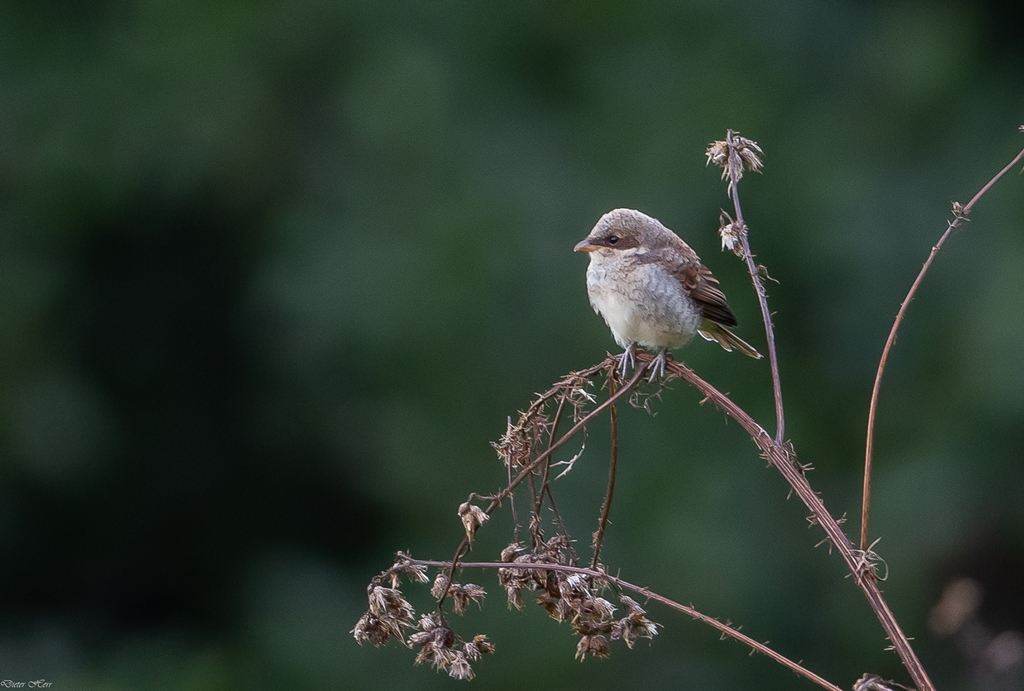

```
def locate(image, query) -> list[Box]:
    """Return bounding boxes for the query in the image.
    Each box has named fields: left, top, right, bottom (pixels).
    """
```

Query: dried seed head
left=364, top=585, right=417, bottom=645
left=462, top=640, right=481, bottom=662
left=611, top=595, right=660, bottom=649
left=734, top=136, right=763, bottom=172
left=461, top=634, right=496, bottom=667
left=575, top=634, right=611, bottom=660
left=367, top=586, right=415, bottom=622
left=559, top=573, right=592, bottom=599
left=706, top=131, right=764, bottom=198
left=352, top=612, right=395, bottom=646
left=718, top=212, right=746, bottom=256
left=417, top=611, right=443, bottom=633
left=498, top=561, right=533, bottom=610
left=706, top=140, right=730, bottom=169
left=449, top=582, right=487, bottom=615
left=410, top=613, right=457, bottom=670
left=467, top=634, right=494, bottom=657
left=504, top=580, right=524, bottom=610
left=448, top=652, right=474, bottom=680
left=407, top=629, right=433, bottom=648
left=582, top=596, right=616, bottom=622
left=430, top=573, right=448, bottom=600
left=408, top=612, right=490, bottom=681
left=618, top=595, right=646, bottom=617
left=500, top=542, right=527, bottom=562
left=706, top=132, right=763, bottom=175
left=414, top=641, right=457, bottom=669
left=458, top=503, right=489, bottom=544
left=387, top=555, right=430, bottom=587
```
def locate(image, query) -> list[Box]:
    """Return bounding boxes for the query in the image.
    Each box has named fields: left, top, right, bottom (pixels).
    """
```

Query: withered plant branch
left=530, top=387, right=571, bottom=547
left=860, top=140, right=1024, bottom=552
left=591, top=369, right=619, bottom=568
left=407, top=556, right=843, bottom=691
left=435, top=359, right=650, bottom=615
left=534, top=392, right=569, bottom=517
left=656, top=352, right=933, bottom=691
left=514, top=444, right=526, bottom=542
left=489, top=360, right=647, bottom=519
left=539, top=393, right=577, bottom=560
left=737, top=228, right=785, bottom=444
left=538, top=479, right=572, bottom=556
left=716, top=130, right=786, bottom=443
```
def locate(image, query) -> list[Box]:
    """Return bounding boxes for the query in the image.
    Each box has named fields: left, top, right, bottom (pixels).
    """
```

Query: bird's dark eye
left=607, top=235, right=619, bottom=244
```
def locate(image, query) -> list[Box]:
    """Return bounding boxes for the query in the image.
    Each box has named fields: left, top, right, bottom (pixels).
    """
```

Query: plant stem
left=860, top=142, right=1024, bottom=551
left=408, top=556, right=844, bottom=691
left=663, top=354, right=934, bottom=691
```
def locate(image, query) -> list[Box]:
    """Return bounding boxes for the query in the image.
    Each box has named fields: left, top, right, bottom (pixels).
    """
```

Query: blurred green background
left=2, top=0, right=1023, bottom=689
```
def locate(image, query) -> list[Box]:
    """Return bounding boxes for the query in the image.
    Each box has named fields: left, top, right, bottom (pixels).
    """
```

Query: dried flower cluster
left=458, top=502, right=489, bottom=544
left=718, top=211, right=747, bottom=256
left=352, top=584, right=417, bottom=647
left=354, top=360, right=666, bottom=682
left=706, top=133, right=761, bottom=256
left=706, top=130, right=764, bottom=204
left=498, top=537, right=659, bottom=659
left=491, top=369, right=599, bottom=470
left=497, top=536, right=574, bottom=611
left=408, top=612, right=494, bottom=680
left=431, top=573, right=487, bottom=615
left=706, top=131, right=763, bottom=181
left=352, top=555, right=494, bottom=680
left=352, top=558, right=428, bottom=646
left=351, top=356, right=677, bottom=682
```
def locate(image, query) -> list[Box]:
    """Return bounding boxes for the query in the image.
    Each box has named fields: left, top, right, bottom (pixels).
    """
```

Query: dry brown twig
left=708, top=130, right=786, bottom=443
left=859, top=141, right=1024, bottom=552
left=408, top=556, right=845, bottom=691
left=354, top=128, right=1024, bottom=688
left=590, top=374, right=619, bottom=569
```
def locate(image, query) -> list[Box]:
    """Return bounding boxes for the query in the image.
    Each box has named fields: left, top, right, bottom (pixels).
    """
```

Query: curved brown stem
left=860, top=142, right=1024, bottom=551
left=408, top=557, right=844, bottom=691
left=591, top=370, right=619, bottom=567
left=660, top=353, right=935, bottom=691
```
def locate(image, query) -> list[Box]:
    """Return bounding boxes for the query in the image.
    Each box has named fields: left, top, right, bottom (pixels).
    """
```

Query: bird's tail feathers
left=698, top=322, right=762, bottom=359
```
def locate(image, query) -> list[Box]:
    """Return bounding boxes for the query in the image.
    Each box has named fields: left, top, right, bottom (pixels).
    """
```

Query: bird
left=574, top=208, right=761, bottom=380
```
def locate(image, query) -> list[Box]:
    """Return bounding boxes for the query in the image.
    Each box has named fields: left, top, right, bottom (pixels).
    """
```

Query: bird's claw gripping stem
left=617, top=343, right=637, bottom=379
left=648, top=349, right=668, bottom=382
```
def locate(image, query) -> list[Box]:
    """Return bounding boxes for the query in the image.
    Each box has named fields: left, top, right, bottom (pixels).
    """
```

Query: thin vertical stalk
left=860, top=143, right=1024, bottom=550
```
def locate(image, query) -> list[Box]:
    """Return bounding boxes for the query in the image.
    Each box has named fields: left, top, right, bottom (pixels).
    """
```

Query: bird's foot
left=616, top=343, right=637, bottom=379
left=647, top=349, right=669, bottom=382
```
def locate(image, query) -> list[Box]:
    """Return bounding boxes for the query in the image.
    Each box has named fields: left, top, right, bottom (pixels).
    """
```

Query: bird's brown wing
left=672, top=261, right=739, bottom=328
left=645, top=226, right=739, bottom=328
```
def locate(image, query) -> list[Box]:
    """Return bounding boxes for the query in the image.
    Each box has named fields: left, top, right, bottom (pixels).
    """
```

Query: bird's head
left=573, top=208, right=658, bottom=256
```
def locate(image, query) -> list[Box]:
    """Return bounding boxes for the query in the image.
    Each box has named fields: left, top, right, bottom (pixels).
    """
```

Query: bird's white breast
left=585, top=252, right=701, bottom=350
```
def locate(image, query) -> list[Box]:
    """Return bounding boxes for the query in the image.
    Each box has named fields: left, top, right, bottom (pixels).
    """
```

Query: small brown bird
left=574, top=208, right=761, bottom=379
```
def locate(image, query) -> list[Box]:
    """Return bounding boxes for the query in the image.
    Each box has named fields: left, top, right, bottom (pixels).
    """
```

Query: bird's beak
left=574, top=238, right=598, bottom=253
